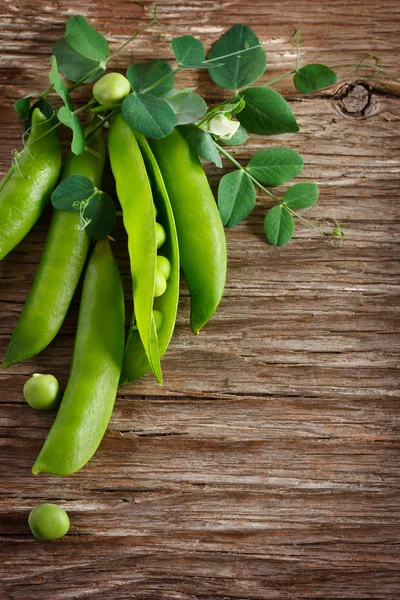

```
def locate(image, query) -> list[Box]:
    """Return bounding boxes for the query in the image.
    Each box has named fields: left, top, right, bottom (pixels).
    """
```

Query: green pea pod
left=108, top=113, right=162, bottom=384
left=32, top=238, right=125, bottom=476
left=2, top=122, right=105, bottom=369
left=0, top=108, right=61, bottom=260
left=150, top=128, right=227, bottom=334
left=119, top=132, right=180, bottom=386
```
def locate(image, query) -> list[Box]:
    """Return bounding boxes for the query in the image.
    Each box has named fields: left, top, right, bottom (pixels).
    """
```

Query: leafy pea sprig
left=13, top=7, right=387, bottom=244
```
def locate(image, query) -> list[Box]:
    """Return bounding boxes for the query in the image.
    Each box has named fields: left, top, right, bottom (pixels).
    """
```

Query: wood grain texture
left=0, top=0, right=399, bottom=598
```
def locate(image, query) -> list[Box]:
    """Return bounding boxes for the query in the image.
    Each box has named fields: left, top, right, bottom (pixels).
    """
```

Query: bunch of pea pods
left=0, top=78, right=227, bottom=476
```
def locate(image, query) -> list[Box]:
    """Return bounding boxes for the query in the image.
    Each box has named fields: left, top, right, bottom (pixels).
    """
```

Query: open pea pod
left=108, top=113, right=162, bottom=384
left=119, top=133, right=180, bottom=386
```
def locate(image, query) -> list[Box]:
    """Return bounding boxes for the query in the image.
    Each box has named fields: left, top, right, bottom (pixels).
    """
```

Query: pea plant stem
left=141, top=67, right=182, bottom=95
left=214, top=142, right=280, bottom=201
left=106, top=18, right=157, bottom=63
left=68, top=66, right=104, bottom=93
left=214, top=142, right=343, bottom=240
left=85, top=110, right=119, bottom=142
left=285, top=207, right=331, bottom=236
left=91, top=103, right=121, bottom=114
left=261, top=70, right=296, bottom=87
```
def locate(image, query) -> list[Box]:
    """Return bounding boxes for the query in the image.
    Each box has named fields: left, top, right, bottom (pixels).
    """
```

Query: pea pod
left=0, top=108, right=61, bottom=260
left=2, top=122, right=105, bottom=369
left=150, top=128, right=227, bottom=334
left=108, top=113, right=162, bottom=383
left=32, top=238, right=125, bottom=476
left=119, top=132, right=180, bottom=386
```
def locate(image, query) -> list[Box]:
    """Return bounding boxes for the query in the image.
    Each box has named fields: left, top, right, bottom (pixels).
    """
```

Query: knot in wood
left=335, top=81, right=372, bottom=117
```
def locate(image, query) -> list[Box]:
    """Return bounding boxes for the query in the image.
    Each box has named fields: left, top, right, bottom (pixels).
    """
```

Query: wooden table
left=1, top=0, right=399, bottom=598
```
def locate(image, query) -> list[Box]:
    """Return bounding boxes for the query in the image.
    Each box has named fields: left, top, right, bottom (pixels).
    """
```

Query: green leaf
left=49, top=55, right=73, bottom=110
left=294, top=64, right=337, bottom=93
left=218, top=170, right=256, bottom=227
left=207, top=24, right=267, bottom=90
left=51, top=174, right=95, bottom=211
left=179, top=125, right=223, bottom=168
left=85, top=191, right=116, bottom=240
left=184, top=60, right=224, bottom=69
left=165, top=92, right=207, bottom=125
left=57, top=106, right=85, bottom=155
left=65, top=15, right=109, bottom=63
left=14, top=96, right=33, bottom=121
left=220, top=124, right=248, bottom=146
left=264, top=205, right=295, bottom=246
left=283, top=182, right=319, bottom=209
left=165, top=87, right=197, bottom=97
left=238, top=87, right=299, bottom=135
left=171, top=35, right=205, bottom=66
left=52, top=38, right=103, bottom=83
left=126, top=60, right=174, bottom=97
left=121, top=93, right=176, bottom=139
left=247, top=147, right=303, bottom=186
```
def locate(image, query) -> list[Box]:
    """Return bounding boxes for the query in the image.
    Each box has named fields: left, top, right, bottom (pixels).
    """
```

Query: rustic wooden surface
left=0, top=0, right=399, bottom=598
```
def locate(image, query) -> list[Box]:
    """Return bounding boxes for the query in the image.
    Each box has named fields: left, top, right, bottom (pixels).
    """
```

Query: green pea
left=154, top=270, right=167, bottom=297
left=155, top=222, right=166, bottom=249
left=156, top=255, right=171, bottom=281
left=93, top=73, right=131, bottom=105
left=28, top=503, right=70, bottom=541
left=23, top=373, right=60, bottom=410
left=153, top=309, right=164, bottom=331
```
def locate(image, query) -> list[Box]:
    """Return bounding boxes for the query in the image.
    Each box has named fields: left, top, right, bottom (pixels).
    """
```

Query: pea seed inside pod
left=154, top=270, right=167, bottom=297
left=156, top=255, right=171, bottom=281
left=153, top=309, right=164, bottom=331
left=155, top=222, right=166, bottom=249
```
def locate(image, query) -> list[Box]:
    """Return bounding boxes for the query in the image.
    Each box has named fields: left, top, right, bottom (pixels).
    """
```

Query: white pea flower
left=203, top=114, right=240, bottom=140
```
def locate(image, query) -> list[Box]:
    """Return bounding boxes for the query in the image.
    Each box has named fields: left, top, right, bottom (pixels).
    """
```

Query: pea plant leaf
left=57, top=106, right=85, bottom=155
left=247, top=148, right=304, bottom=186
left=85, top=191, right=116, bottom=240
left=220, top=124, right=248, bottom=146
left=52, top=38, right=104, bottom=83
left=122, top=93, right=176, bottom=139
left=207, top=24, right=267, bottom=90
left=164, top=87, right=198, bottom=97
left=283, top=182, right=319, bottom=209
left=49, top=55, right=73, bottom=110
left=14, top=96, right=34, bottom=121
left=165, top=92, right=207, bottom=125
left=65, top=15, right=109, bottom=63
left=179, top=125, right=223, bottom=168
left=294, top=64, right=337, bottom=93
left=126, top=60, right=174, bottom=97
left=171, top=35, right=205, bottom=66
left=51, top=174, right=95, bottom=211
left=218, top=170, right=256, bottom=227
left=264, top=205, right=295, bottom=246
left=238, top=87, right=299, bottom=135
